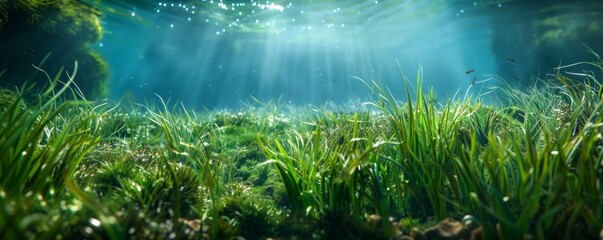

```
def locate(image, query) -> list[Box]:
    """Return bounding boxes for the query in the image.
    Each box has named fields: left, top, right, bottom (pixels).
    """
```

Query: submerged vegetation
left=2, top=52, right=603, bottom=239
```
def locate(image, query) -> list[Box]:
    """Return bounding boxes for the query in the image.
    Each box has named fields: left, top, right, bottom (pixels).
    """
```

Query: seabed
left=1, top=56, right=603, bottom=239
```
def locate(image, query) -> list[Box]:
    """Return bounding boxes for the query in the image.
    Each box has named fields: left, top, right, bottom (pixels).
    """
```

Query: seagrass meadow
left=1, top=51, right=603, bottom=239
left=2, top=1, right=603, bottom=239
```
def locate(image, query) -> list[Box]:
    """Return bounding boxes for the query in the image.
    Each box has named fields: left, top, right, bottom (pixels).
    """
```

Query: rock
left=461, top=215, right=478, bottom=229
left=0, top=0, right=108, bottom=98
left=412, top=218, right=475, bottom=240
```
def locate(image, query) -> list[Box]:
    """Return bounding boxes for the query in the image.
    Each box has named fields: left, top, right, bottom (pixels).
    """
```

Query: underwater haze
left=93, top=0, right=603, bottom=109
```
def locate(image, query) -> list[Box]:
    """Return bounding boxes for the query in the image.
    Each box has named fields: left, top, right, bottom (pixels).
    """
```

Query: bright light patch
left=89, top=218, right=101, bottom=227
left=218, top=2, right=228, bottom=10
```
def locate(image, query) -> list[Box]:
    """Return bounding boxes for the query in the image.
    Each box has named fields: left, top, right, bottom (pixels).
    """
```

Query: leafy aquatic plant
left=0, top=64, right=122, bottom=239
left=259, top=53, right=603, bottom=239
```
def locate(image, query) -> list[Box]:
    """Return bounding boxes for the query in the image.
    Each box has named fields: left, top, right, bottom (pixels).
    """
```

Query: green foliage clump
left=217, top=182, right=284, bottom=239
left=0, top=66, right=121, bottom=239
left=259, top=53, right=603, bottom=239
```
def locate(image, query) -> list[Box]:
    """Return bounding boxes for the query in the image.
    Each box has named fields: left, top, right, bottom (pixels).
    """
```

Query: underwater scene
left=2, top=0, right=603, bottom=239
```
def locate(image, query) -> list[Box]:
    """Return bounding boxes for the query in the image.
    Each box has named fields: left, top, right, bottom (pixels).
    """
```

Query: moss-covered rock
left=0, top=0, right=108, bottom=98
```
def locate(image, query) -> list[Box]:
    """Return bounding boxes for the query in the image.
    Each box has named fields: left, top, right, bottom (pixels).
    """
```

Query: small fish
left=512, top=76, right=519, bottom=81
left=471, top=77, right=476, bottom=85
left=505, top=57, right=516, bottom=63
left=465, top=69, right=475, bottom=74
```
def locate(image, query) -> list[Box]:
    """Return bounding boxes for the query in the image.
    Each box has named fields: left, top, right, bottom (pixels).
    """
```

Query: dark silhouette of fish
left=472, top=77, right=476, bottom=85
left=465, top=69, right=475, bottom=74
left=506, top=57, right=516, bottom=63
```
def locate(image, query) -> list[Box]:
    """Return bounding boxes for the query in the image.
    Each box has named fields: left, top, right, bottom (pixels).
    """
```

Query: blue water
left=93, top=0, right=603, bottom=109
